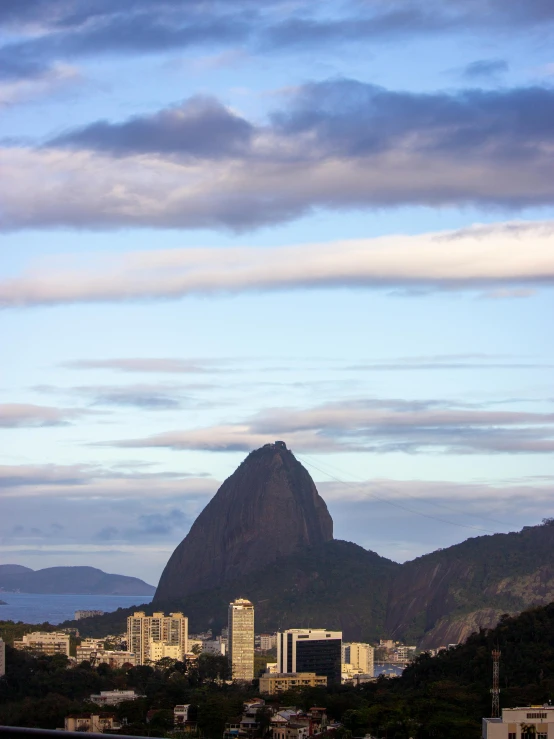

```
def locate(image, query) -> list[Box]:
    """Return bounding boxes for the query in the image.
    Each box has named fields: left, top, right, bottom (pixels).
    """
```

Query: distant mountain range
left=0, top=565, right=155, bottom=595
left=62, top=442, right=554, bottom=647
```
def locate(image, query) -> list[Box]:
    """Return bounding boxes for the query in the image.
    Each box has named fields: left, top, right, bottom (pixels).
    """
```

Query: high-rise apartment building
left=228, top=598, right=254, bottom=681
left=277, top=629, right=342, bottom=685
left=127, top=611, right=188, bottom=665
left=342, top=642, right=374, bottom=675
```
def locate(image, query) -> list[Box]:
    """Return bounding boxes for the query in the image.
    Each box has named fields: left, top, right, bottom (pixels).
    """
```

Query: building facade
left=259, top=672, right=327, bottom=694
left=90, top=690, right=143, bottom=706
left=277, top=629, right=342, bottom=685
left=13, top=631, right=70, bottom=657
left=65, top=714, right=121, bottom=733
left=483, top=706, right=554, bottom=739
left=126, top=611, right=188, bottom=665
left=228, top=598, right=255, bottom=681
left=342, top=642, right=374, bottom=675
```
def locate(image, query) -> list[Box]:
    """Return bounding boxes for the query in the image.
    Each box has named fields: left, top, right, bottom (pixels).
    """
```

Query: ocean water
left=0, top=592, right=153, bottom=625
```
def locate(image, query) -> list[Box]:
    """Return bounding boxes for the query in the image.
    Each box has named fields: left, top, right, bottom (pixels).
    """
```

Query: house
left=64, top=713, right=121, bottom=733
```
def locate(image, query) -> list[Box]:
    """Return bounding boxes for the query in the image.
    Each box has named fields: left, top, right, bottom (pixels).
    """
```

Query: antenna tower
left=491, top=649, right=501, bottom=718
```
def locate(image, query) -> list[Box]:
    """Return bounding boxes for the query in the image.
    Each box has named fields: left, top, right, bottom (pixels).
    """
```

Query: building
left=228, top=598, right=255, bottom=681
left=174, top=704, right=191, bottom=726
left=89, top=689, right=143, bottom=706
left=127, top=611, right=188, bottom=665
left=277, top=629, right=342, bottom=685
left=342, top=642, right=374, bottom=675
left=259, top=672, right=327, bottom=695
left=76, top=638, right=105, bottom=662
left=395, top=645, right=417, bottom=661
left=259, top=634, right=277, bottom=651
left=13, top=631, right=70, bottom=657
left=64, top=714, right=121, bottom=733
left=75, top=610, right=104, bottom=620
left=147, top=641, right=183, bottom=663
left=0, top=637, right=5, bottom=677
left=202, top=639, right=226, bottom=656
left=483, top=706, right=554, bottom=738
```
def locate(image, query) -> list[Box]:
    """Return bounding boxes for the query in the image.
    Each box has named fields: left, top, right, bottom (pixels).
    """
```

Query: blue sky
left=1, top=0, right=554, bottom=585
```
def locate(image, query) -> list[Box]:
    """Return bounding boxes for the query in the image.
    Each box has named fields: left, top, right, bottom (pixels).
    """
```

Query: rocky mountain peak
left=154, top=442, right=333, bottom=600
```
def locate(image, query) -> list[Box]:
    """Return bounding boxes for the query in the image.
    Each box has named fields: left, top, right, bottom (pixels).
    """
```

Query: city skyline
left=1, top=0, right=553, bottom=584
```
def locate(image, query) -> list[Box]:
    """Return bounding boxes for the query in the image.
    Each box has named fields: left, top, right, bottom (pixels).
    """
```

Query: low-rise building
left=202, top=639, right=226, bottom=656
left=259, top=672, right=327, bottom=695
left=483, top=706, right=554, bottom=738
left=147, top=641, right=183, bottom=663
left=259, top=634, right=277, bottom=651
left=64, top=714, right=121, bottom=733
left=174, top=704, right=192, bottom=726
left=89, top=689, right=144, bottom=706
left=13, top=631, right=70, bottom=657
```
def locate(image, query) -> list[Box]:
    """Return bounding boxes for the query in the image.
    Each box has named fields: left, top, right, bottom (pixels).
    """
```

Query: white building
left=74, top=610, right=104, bottom=620
left=259, top=634, right=277, bottom=651
left=127, top=611, right=188, bottom=665
left=483, top=706, right=554, bottom=739
left=202, top=639, right=226, bottom=656
left=0, top=637, right=5, bottom=677
left=228, top=598, right=255, bottom=681
left=174, top=705, right=191, bottom=726
left=342, top=642, right=374, bottom=675
left=90, top=690, right=143, bottom=706
left=13, top=631, right=70, bottom=657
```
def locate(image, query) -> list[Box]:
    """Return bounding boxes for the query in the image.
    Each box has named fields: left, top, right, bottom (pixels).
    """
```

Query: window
left=508, top=733, right=516, bottom=739
left=527, top=713, right=547, bottom=719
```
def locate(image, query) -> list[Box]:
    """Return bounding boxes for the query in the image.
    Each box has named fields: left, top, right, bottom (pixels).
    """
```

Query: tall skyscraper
left=127, top=611, right=188, bottom=665
left=228, top=598, right=254, bottom=681
left=277, top=629, right=342, bottom=685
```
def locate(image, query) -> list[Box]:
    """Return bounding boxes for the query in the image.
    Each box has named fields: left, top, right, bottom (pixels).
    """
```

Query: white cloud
left=0, top=403, right=87, bottom=427
left=1, top=220, right=554, bottom=308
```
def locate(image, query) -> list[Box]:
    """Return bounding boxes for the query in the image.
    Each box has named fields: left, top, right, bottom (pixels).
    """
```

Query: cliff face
left=385, top=522, right=554, bottom=646
left=155, top=442, right=333, bottom=601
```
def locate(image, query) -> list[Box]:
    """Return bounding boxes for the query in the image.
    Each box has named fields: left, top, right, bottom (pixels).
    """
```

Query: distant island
left=0, top=565, right=155, bottom=596
left=0, top=599, right=7, bottom=605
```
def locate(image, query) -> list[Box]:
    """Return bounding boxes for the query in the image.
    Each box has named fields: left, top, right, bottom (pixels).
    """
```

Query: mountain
left=64, top=539, right=398, bottom=641
left=155, top=441, right=333, bottom=600
left=0, top=565, right=155, bottom=595
left=385, top=519, right=554, bottom=647
left=61, top=442, right=554, bottom=647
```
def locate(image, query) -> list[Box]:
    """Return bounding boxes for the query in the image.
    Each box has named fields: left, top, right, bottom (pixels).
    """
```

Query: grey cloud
left=0, top=403, right=87, bottom=428
left=107, top=398, right=554, bottom=456
left=1, top=0, right=553, bottom=83
left=51, top=96, right=254, bottom=158
left=462, top=59, right=509, bottom=79
left=4, top=80, right=554, bottom=231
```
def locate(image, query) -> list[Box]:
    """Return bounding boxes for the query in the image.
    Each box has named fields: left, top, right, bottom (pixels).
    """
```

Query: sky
left=1, top=0, right=554, bottom=586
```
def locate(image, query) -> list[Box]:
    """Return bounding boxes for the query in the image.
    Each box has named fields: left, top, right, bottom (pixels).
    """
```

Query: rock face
left=155, top=441, right=333, bottom=601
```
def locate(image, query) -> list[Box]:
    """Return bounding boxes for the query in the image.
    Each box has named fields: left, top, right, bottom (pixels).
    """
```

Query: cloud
left=51, top=96, right=254, bottom=157
left=0, top=403, right=87, bottom=428
left=5, top=80, right=554, bottom=229
left=60, top=358, right=223, bottom=373
left=461, top=59, right=509, bottom=79
left=105, top=398, right=554, bottom=455
left=0, top=462, right=216, bottom=498
left=35, top=381, right=217, bottom=410
left=0, top=63, right=80, bottom=106
left=1, top=220, right=554, bottom=307
left=0, top=0, right=553, bottom=82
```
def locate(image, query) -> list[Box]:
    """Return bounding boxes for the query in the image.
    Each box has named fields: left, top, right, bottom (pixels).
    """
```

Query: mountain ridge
left=0, top=565, right=155, bottom=595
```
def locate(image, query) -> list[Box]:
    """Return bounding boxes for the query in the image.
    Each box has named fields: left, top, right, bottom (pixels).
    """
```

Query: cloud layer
left=1, top=220, right=553, bottom=307
left=105, top=398, right=554, bottom=455
left=0, top=403, right=87, bottom=427
left=5, top=81, right=554, bottom=229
